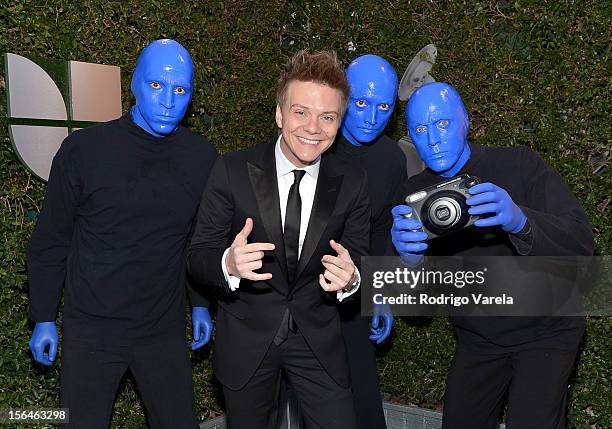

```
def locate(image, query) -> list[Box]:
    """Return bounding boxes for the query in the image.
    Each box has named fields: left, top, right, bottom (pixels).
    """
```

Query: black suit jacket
left=188, top=140, right=370, bottom=390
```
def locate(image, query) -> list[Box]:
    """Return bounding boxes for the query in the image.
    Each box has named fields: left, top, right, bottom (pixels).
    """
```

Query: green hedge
left=0, top=1, right=609, bottom=427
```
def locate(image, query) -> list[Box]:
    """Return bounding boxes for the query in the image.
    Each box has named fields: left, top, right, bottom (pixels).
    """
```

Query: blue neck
left=440, top=143, right=471, bottom=178
left=341, top=128, right=364, bottom=147
left=130, top=105, right=165, bottom=138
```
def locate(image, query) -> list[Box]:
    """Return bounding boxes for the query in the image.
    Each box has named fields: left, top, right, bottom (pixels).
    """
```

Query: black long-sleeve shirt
left=395, top=143, right=594, bottom=346
left=27, top=114, right=217, bottom=339
left=329, top=134, right=409, bottom=256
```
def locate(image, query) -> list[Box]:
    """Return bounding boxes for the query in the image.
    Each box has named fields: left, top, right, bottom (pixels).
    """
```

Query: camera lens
left=435, top=206, right=451, bottom=221
left=428, top=197, right=461, bottom=228
left=418, top=177, right=478, bottom=238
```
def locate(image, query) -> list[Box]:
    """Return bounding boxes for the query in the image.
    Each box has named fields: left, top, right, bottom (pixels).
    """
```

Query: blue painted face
left=341, top=55, right=398, bottom=146
left=406, top=82, right=470, bottom=177
left=130, top=39, right=194, bottom=137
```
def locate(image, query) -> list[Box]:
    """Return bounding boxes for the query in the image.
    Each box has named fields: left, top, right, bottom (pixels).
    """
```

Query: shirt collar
left=274, top=135, right=320, bottom=179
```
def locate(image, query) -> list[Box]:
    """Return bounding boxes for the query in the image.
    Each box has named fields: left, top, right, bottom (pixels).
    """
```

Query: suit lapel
left=295, top=159, right=343, bottom=281
left=247, top=142, right=289, bottom=280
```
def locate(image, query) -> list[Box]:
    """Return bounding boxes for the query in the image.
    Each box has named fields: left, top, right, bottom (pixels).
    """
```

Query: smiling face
left=275, top=80, right=343, bottom=168
left=406, top=82, right=470, bottom=174
left=341, top=54, right=398, bottom=145
left=130, top=39, right=194, bottom=136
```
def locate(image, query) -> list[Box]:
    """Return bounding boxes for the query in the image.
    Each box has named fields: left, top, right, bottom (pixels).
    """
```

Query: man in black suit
left=188, top=50, right=369, bottom=428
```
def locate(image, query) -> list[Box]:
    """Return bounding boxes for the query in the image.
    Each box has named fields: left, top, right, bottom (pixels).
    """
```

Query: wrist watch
left=342, top=266, right=360, bottom=294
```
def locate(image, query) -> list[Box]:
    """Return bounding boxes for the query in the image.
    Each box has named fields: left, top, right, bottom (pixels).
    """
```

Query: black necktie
left=284, top=169, right=306, bottom=284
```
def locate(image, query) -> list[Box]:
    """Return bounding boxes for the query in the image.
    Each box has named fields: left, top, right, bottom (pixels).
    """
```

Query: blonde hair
left=276, top=50, right=350, bottom=116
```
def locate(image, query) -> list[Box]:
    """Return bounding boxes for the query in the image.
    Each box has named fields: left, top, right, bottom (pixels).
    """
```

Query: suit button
left=287, top=295, right=293, bottom=302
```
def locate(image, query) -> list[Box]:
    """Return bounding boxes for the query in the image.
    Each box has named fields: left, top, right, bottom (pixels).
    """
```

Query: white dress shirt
left=221, top=136, right=359, bottom=300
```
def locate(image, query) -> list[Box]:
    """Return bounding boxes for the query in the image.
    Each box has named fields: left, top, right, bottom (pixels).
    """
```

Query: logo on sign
left=4, top=53, right=122, bottom=181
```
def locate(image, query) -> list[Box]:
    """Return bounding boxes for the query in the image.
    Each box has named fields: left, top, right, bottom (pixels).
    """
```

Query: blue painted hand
left=29, top=321, right=58, bottom=366
left=191, top=306, right=213, bottom=350
left=391, top=204, right=428, bottom=256
left=467, top=182, right=527, bottom=233
left=370, top=303, right=394, bottom=344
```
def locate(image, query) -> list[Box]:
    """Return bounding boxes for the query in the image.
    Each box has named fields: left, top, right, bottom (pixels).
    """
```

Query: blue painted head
left=130, top=39, right=194, bottom=137
left=406, top=82, right=471, bottom=177
left=341, top=54, right=398, bottom=146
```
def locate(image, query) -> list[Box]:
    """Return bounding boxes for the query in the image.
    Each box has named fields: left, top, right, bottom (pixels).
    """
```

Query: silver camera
left=404, top=174, right=481, bottom=240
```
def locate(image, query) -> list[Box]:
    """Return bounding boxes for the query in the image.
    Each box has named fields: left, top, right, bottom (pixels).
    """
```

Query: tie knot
left=292, top=169, right=306, bottom=185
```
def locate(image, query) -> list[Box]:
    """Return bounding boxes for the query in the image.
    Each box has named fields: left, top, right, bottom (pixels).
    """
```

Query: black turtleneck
left=27, top=114, right=217, bottom=339
left=329, top=134, right=409, bottom=256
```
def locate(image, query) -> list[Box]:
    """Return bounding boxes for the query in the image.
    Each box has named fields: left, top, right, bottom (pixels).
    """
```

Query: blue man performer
left=27, top=39, right=216, bottom=429
left=328, top=54, right=414, bottom=429
left=391, top=82, right=593, bottom=429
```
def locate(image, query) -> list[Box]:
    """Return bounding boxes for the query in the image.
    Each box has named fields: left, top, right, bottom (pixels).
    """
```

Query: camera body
left=404, top=174, right=481, bottom=240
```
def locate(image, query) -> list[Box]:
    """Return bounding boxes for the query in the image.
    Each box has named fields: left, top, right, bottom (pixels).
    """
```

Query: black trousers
left=442, top=330, right=582, bottom=429
left=222, top=328, right=357, bottom=429
left=60, top=333, right=199, bottom=429
left=339, top=309, right=387, bottom=429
